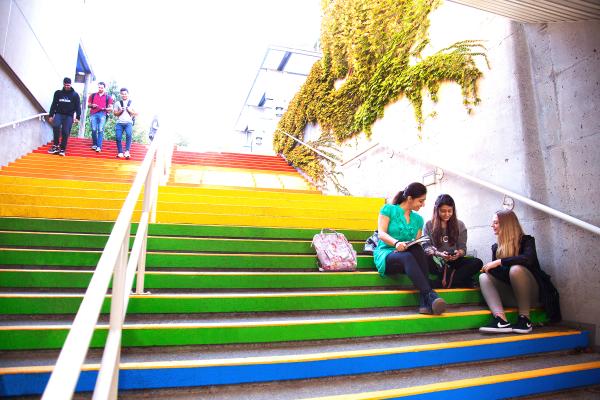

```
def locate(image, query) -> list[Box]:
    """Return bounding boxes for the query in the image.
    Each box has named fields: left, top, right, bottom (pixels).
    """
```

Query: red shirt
left=88, top=92, right=113, bottom=115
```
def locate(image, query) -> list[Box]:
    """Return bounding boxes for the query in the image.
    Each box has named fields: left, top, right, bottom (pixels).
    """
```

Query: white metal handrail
left=276, top=129, right=340, bottom=165
left=0, top=112, right=48, bottom=130
left=41, top=131, right=171, bottom=399
left=282, top=130, right=599, bottom=236
left=385, top=146, right=600, bottom=236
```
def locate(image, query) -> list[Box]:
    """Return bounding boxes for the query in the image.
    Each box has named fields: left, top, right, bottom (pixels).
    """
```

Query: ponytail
left=392, top=182, right=427, bottom=205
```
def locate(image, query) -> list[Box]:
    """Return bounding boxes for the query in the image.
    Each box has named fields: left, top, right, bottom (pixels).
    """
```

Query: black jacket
left=492, top=235, right=541, bottom=272
left=49, top=88, right=81, bottom=119
left=491, top=235, right=561, bottom=322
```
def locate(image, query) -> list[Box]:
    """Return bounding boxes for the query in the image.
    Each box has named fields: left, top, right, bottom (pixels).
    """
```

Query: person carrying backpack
left=47, top=77, right=81, bottom=157
left=113, top=88, right=137, bottom=159
left=87, top=81, right=113, bottom=153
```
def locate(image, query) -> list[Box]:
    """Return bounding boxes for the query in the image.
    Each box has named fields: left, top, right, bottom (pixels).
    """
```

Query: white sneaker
left=96, top=147, right=101, bottom=153
left=91, top=145, right=97, bottom=150
left=117, top=153, right=124, bottom=158
left=124, top=151, right=130, bottom=159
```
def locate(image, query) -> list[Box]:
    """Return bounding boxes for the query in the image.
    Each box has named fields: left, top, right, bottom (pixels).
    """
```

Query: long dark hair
left=392, top=182, right=427, bottom=205
left=430, top=194, right=459, bottom=247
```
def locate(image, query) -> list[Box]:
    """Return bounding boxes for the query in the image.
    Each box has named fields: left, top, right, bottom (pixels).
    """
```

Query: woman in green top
left=374, top=182, right=447, bottom=315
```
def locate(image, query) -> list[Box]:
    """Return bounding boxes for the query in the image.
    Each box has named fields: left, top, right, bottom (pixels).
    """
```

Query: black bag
left=533, top=268, right=562, bottom=323
left=431, top=256, right=456, bottom=288
left=364, top=230, right=379, bottom=253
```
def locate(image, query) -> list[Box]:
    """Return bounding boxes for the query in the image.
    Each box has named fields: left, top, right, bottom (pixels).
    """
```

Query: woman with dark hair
left=479, top=210, right=545, bottom=334
left=423, top=194, right=482, bottom=288
left=373, top=182, right=447, bottom=315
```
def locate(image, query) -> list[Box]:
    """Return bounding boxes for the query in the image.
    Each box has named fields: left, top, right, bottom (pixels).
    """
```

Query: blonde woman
left=479, top=210, right=543, bottom=334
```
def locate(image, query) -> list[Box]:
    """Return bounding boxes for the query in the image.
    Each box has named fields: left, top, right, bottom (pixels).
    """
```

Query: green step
left=0, top=217, right=373, bottom=240
left=0, top=290, right=483, bottom=314
left=0, top=217, right=114, bottom=234
left=0, top=270, right=413, bottom=289
left=0, top=249, right=376, bottom=269
left=0, top=232, right=368, bottom=254
left=0, top=309, right=548, bottom=350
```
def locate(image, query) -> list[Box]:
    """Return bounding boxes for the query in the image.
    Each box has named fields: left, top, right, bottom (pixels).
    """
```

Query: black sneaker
left=479, top=315, right=512, bottom=333
left=512, top=315, right=533, bottom=334
left=47, top=145, right=59, bottom=154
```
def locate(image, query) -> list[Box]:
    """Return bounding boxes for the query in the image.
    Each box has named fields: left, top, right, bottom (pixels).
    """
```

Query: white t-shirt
left=115, top=99, right=134, bottom=124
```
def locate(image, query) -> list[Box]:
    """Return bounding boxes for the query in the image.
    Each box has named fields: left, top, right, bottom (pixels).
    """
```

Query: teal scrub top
left=373, top=204, right=424, bottom=276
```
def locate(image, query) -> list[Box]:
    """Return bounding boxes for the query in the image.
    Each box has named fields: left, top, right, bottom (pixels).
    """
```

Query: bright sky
left=81, top=0, right=321, bottom=149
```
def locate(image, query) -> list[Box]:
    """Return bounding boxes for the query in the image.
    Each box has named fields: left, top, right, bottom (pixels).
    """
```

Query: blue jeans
left=52, top=114, right=73, bottom=150
left=90, top=113, right=107, bottom=149
left=115, top=122, right=133, bottom=154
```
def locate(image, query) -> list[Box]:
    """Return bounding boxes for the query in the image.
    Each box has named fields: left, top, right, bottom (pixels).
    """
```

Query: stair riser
left=154, top=203, right=377, bottom=219
left=0, top=176, right=132, bottom=190
left=0, top=206, right=376, bottom=229
left=0, top=194, right=131, bottom=208
left=0, top=250, right=375, bottom=269
left=156, top=194, right=379, bottom=212
left=0, top=218, right=372, bottom=241
left=0, top=185, right=130, bottom=199
left=0, top=310, right=548, bottom=351
left=0, top=170, right=137, bottom=182
left=0, top=270, right=405, bottom=289
left=156, top=211, right=375, bottom=230
left=0, top=291, right=482, bottom=314
left=159, top=186, right=383, bottom=205
left=0, top=332, right=588, bottom=397
left=1, top=164, right=139, bottom=175
left=0, top=233, right=370, bottom=254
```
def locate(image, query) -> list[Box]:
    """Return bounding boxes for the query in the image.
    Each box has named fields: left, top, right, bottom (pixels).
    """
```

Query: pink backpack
left=311, top=229, right=357, bottom=272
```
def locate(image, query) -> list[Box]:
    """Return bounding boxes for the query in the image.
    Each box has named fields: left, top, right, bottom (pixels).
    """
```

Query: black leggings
left=427, top=256, right=483, bottom=288
left=384, top=245, right=432, bottom=293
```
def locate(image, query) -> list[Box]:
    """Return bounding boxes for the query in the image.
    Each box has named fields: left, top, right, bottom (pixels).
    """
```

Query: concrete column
left=78, top=73, right=91, bottom=138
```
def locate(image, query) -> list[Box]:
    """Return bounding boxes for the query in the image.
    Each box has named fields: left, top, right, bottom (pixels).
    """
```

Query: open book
left=405, top=235, right=430, bottom=248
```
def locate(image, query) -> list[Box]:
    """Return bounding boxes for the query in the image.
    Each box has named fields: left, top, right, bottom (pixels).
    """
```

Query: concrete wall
left=0, top=60, right=51, bottom=167
left=324, top=3, right=600, bottom=344
left=0, top=0, right=83, bottom=166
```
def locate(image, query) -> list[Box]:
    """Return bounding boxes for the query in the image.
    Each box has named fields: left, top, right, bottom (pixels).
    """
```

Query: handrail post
left=136, top=163, right=154, bottom=294
left=93, top=225, right=129, bottom=399
left=151, top=154, right=159, bottom=224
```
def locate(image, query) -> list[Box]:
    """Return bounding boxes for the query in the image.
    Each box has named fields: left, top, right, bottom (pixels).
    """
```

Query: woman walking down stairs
left=0, top=142, right=599, bottom=398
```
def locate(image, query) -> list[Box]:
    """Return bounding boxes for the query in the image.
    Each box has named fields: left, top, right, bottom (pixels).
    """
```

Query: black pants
left=52, top=113, right=73, bottom=151
left=427, top=256, right=483, bottom=288
left=384, top=245, right=431, bottom=293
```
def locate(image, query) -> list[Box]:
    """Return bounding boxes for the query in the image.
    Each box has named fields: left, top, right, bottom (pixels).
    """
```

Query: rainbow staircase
left=0, top=140, right=599, bottom=398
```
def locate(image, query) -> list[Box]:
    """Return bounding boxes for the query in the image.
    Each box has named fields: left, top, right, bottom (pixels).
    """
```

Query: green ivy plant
left=274, top=0, right=488, bottom=184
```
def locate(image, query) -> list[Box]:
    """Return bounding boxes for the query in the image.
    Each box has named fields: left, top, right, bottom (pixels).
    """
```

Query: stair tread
left=61, top=353, right=600, bottom=400
left=0, top=305, right=489, bottom=326
left=0, top=327, right=581, bottom=368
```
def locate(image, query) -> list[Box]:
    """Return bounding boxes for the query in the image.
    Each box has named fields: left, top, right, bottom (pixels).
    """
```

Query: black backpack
left=119, top=100, right=136, bottom=125
left=533, top=268, right=562, bottom=323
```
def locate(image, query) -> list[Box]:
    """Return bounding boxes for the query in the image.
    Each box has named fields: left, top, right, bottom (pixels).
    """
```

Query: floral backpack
left=311, top=229, right=357, bottom=272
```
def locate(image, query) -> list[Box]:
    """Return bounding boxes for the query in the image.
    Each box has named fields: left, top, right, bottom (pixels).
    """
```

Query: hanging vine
left=275, top=0, right=488, bottom=183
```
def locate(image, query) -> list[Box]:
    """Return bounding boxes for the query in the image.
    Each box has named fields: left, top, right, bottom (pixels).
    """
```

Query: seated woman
left=479, top=210, right=543, bottom=334
left=423, top=194, right=483, bottom=288
left=373, top=182, right=446, bottom=315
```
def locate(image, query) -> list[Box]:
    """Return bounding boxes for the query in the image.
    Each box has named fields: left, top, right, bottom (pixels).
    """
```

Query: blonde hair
left=496, top=210, right=524, bottom=258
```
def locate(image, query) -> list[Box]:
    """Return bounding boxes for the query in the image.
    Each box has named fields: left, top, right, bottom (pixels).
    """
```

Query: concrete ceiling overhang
left=448, top=0, right=600, bottom=23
